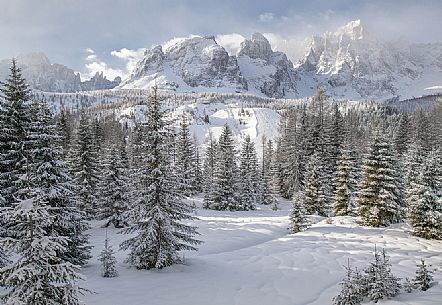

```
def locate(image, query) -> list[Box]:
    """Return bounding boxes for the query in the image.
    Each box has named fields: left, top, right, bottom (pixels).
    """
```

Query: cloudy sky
left=1, top=0, right=441, bottom=80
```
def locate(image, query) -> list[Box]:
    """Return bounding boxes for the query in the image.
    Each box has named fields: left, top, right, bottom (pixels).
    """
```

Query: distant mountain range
left=0, top=52, right=121, bottom=92
left=2, top=20, right=442, bottom=101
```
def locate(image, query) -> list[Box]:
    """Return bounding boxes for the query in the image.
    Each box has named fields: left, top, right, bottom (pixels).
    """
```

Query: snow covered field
left=83, top=198, right=442, bottom=305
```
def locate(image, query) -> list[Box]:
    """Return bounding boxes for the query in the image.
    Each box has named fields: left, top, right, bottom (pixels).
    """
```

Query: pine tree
left=334, top=143, right=358, bottom=216
left=332, top=260, right=363, bottom=305
left=238, top=135, right=258, bottom=210
left=393, top=113, right=411, bottom=158
left=403, top=277, right=414, bottom=293
left=202, top=132, right=217, bottom=208
left=304, top=152, right=328, bottom=216
left=98, top=145, right=130, bottom=228
left=99, top=232, right=118, bottom=278
left=260, top=138, right=277, bottom=207
left=27, top=102, right=91, bottom=266
left=209, top=124, right=241, bottom=210
left=0, top=197, right=86, bottom=304
left=358, top=130, right=402, bottom=227
left=407, top=150, right=442, bottom=240
left=0, top=59, right=32, bottom=206
left=176, top=116, right=197, bottom=196
left=362, top=247, right=401, bottom=302
left=68, top=110, right=100, bottom=218
left=120, top=87, right=201, bottom=269
left=288, top=192, right=310, bottom=233
left=414, top=259, right=433, bottom=291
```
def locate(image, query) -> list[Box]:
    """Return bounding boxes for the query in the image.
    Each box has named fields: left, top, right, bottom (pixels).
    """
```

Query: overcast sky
left=1, top=0, right=441, bottom=79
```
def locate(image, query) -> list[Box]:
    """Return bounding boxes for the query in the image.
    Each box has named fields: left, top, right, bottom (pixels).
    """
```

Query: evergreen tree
left=332, top=260, right=363, bottom=305
left=362, top=247, right=401, bottom=302
left=98, top=145, right=130, bottom=228
left=202, top=132, right=217, bottom=208
left=0, top=59, right=32, bottom=206
left=334, top=143, right=358, bottom=216
left=176, top=116, right=197, bottom=196
left=0, top=197, right=86, bottom=304
left=260, top=138, right=277, bottom=207
left=68, top=110, right=100, bottom=218
left=120, top=87, right=201, bottom=269
left=209, top=124, right=241, bottom=210
left=238, top=135, right=258, bottom=210
left=288, top=191, right=309, bottom=233
left=304, top=152, right=328, bottom=216
left=99, top=232, right=118, bottom=278
left=28, top=102, right=91, bottom=266
left=414, top=259, right=433, bottom=291
left=407, top=150, right=442, bottom=240
left=393, top=113, right=411, bottom=158
left=358, top=131, right=402, bottom=227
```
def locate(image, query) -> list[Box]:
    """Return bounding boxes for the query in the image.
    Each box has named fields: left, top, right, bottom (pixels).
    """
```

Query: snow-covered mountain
left=120, top=34, right=298, bottom=98
left=121, top=20, right=442, bottom=101
left=294, top=20, right=442, bottom=101
left=121, top=36, right=247, bottom=93
left=0, top=53, right=121, bottom=92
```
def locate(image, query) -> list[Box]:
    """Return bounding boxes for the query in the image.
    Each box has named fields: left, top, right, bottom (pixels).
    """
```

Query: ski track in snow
left=81, top=198, right=442, bottom=305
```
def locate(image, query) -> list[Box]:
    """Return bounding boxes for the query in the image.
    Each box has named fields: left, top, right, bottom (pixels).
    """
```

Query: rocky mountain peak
left=237, top=33, right=273, bottom=60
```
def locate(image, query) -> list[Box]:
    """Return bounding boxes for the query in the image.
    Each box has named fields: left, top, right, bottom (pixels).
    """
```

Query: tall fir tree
left=98, top=145, right=130, bottom=228
left=176, top=116, right=197, bottom=196
left=27, top=102, right=91, bottom=266
left=303, top=152, right=328, bottom=216
left=0, top=59, right=32, bottom=207
left=209, top=124, right=241, bottom=210
left=238, top=135, right=258, bottom=210
left=358, top=130, right=403, bottom=227
left=333, top=142, right=358, bottom=216
left=68, top=110, right=101, bottom=218
left=260, top=138, right=277, bottom=206
left=202, top=131, right=217, bottom=208
left=407, top=150, right=442, bottom=240
left=120, top=87, right=201, bottom=269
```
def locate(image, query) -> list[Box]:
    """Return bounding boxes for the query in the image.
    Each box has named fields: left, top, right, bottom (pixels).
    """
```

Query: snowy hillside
left=82, top=199, right=442, bottom=305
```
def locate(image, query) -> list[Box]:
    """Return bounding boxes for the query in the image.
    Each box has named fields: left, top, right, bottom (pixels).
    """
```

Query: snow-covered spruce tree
left=288, top=191, right=310, bottom=233
left=68, top=110, right=101, bottom=218
left=407, top=150, right=442, bottom=240
left=414, top=259, right=433, bottom=291
left=238, top=135, right=258, bottom=210
left=333, top=142, right=358, bottom=216
left=176, top=116, right=197, bottom=196
left=358, top=130, right=403, bottom=227
left=28, top=102, right=91, bottom=266
left=202, top=131, right=217, bottom=208
left=56, top=108, right=74, bottom=159
left=98, top=145, right=130, bottom=228
left=393, top=113, right=412, bottom=158
left=362, top=247, right=401, bottom=302
left=0, top=197, right=86, bottom=304
left=0, top=59, right=33, bottom=207
left=332, top=260, right=363, bottom=305
left=192, top=135, right=203, bottom=193
left=99, top=232, right=118, bottom=278
left=303, top=152, right=328, bottom=216
left=120, top=87, right=201, bottom=269
left=260, top=138, right=277, bottom=207
left=209, top=123, right=241, bottom=211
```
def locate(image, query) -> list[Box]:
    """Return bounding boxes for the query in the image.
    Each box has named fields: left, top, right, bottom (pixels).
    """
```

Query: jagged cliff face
left=122, top=36, right=247, bottom=92
left=0, top=52, right=83, bottom=92
left=294, top=20, right=442, bottom=100
left=81, top=72, right=121, bottom=91
left=237, top=33, right=298, bottom=98
left=0, top=52, right=121, bottom=92
left=122, top=33, right=297, bottom=98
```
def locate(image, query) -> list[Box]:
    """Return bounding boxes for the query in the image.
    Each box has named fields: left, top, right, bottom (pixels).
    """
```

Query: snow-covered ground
left=82, top=198, right=442, bottom=305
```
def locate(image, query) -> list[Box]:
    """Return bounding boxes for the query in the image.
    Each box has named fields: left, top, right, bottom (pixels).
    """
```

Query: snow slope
left=82, top=199, right=442, bottom=305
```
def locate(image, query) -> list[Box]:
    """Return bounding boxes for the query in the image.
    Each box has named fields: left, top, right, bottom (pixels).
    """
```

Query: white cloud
left=110, top=47, right=146, bottom=74
left=259, top=12, right=274, bottom=22
left=262, top=33, right=310, bottom=63
left=215, top=33, right=245, bottom=55
left=81, top=48, right=124, bottom=81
